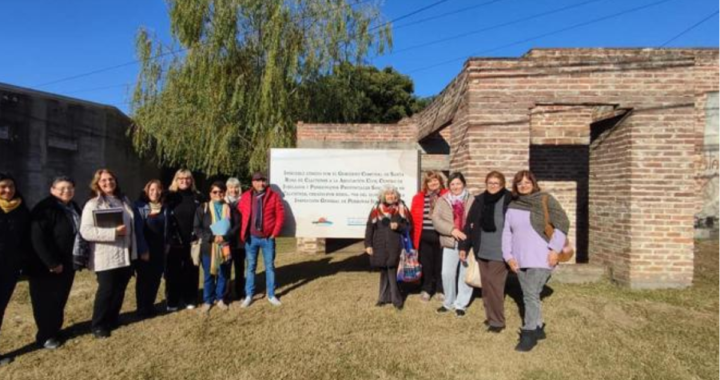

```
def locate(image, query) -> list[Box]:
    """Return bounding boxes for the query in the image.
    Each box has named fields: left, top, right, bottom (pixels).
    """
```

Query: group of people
left=0, top=166, right=567, bottom=365
left=364, top=170, right=570, bottom=352
left=0, top=169, right=285, bottom=365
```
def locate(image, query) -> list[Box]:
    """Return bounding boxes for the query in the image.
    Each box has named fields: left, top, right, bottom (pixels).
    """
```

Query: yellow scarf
left=0, top=198, right=22, bottom=214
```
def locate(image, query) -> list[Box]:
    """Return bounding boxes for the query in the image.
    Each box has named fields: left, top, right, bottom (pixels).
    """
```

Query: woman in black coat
left=364, top=185, right=410, bottom=310
left=28, top=176, right=81, bottom=350
left=0, top=173, right=30, bottom=365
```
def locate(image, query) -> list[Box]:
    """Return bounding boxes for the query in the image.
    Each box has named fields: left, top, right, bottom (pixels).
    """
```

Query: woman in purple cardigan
left=502, top=170, right=569, bottom=352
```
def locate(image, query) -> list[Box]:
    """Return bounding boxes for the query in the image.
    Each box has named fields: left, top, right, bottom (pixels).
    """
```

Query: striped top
left=423, top=194, right=435, bottom=230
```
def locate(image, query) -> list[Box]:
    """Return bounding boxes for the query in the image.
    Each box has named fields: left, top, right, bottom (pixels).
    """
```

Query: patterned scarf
left=0, top=198, right=22, bottom=214
left=369, top=201, right=408, bottom=224
left=209, top=201, right=231, bottom=275
left=446, top=190, right=468, bottom=230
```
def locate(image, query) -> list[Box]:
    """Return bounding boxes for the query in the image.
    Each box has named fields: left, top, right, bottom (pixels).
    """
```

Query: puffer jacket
left=80, top=195, right=140, bottom=272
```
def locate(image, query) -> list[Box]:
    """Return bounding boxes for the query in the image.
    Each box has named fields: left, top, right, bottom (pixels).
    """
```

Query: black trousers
left=419, top=230, right=444, bottom=295
left=92, top=266, right=132, bottom=331
left=0, top=263, right=19, bottom=349
left=134, top=260, right=163, bottom=315
left=378, top=266, right=403, bottom=307
left=29, top=270, right=75, bottom=343
left=165, top=245, right=199, bottom=307
left=231, top=248, right=246, bottom=300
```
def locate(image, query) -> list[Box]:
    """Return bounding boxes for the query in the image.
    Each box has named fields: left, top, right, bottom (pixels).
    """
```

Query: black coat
left=167, top=190, right=206, bottom=246
left=459, top=191, right=512, bottom=256
left=364, top=212, right=409, bottom=268
left=0, top=201, right=31, bottom=271
left=193, top=202, right=241, bottom=256
left=27, top=196, right=81, bottom=276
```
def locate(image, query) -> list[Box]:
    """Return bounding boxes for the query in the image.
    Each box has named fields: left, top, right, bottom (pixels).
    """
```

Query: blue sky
left=0, top=0, right=717, bottom=113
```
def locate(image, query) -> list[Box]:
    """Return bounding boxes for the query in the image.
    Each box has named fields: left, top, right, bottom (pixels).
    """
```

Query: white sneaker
left=217, top=300, right=229, bottom=311
left=240, top=297, right=252, bottom=308
left=185, top=304, right=196, bottom=310
left=166, top=305, right=179, bottom=312
left=267, top=296, right=282, bottom=306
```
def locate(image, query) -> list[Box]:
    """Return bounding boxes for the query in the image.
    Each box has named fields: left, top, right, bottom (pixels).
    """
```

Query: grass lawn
left=0, top=238, right=717, bottom=380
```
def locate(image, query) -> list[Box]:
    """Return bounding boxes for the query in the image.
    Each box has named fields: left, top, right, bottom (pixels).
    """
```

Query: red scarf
left=369, top=202, right=408, bottom=224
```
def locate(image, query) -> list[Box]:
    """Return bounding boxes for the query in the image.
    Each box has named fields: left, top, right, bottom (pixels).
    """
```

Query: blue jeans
left=201, top=253, right=231, bottom=305
left=245, top=236, right=276, bottom=298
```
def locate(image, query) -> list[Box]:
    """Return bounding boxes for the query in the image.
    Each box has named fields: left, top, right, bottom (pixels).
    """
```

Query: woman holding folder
left=80, top=169, right=143, bottom=339
left=194, top=181, right=239, bottom=314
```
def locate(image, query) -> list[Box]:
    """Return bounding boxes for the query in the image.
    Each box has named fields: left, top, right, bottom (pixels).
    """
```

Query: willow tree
left=130, top=0, right=391, bottom=175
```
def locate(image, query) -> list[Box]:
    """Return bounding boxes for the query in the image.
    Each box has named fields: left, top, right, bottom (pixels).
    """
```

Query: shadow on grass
left=504, top=272, right=555, bottom=324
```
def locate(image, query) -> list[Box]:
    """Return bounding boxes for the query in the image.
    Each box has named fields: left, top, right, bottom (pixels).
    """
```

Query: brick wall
left=414, top=48, right=718, bottom=288
left=296, top=120, right=417, bottom=149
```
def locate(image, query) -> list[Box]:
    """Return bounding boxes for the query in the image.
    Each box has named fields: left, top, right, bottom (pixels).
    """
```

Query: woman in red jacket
left=410, top=171, right=447, bottom=302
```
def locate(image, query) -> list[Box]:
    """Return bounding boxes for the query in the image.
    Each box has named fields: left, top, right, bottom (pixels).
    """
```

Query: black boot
left=535, top=324, right=546, bottom=340
left=515, top=329, right=537, bottom=352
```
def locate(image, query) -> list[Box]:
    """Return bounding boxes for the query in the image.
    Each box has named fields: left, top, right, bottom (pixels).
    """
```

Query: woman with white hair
left=224, top=177, right=245, bottom=301
left=364, top=185, right=410, bottom=310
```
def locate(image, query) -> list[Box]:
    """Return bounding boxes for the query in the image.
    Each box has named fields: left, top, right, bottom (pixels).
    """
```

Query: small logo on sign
left=312, top=217, right=333, bottom=226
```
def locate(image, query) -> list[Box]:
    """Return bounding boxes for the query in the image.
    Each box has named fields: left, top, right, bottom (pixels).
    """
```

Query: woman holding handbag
left=410, top=171, right=447, bottom=302
left=502, top=170, right=569, bottom=352
left=432, top=172, right=475, bottom=317
left=459, top=171, right=512, bottom=333
left=364, top=185, right=409, bottom=311
left=194, top=181, right=239, bottom=314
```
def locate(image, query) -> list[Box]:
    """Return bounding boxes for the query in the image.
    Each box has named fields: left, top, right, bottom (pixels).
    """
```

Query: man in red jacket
left=238, top=172, right=285, bottom=307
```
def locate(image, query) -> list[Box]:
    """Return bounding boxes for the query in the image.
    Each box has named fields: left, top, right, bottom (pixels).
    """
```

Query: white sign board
left=270, top=148, right=419, bottom=238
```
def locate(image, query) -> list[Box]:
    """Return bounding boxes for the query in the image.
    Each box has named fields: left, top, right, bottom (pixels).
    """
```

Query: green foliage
left=131, top=0, right=391, bottom=176
left=301, top=63, right=431, bottom=124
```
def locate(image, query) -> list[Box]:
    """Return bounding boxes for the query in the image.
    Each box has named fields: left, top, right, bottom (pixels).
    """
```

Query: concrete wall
left=695, top=91, right=719, bottom=238
left=0, top=83, right=161, bottom=207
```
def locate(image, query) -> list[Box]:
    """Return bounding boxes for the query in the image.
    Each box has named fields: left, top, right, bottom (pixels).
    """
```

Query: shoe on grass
left=455, top=309, right=466, bottom=317
left=216, top=300, right=229, bottom=311
left=240, top=296, right=252, bottom=308
left=42, top=338, right=62, bottom=350
left=0, top=355, right=12, bottom=366
left=487, top=325, right=505, bottom=333
left=268, top=296, right=282, bottom=306
left=200, top=303, right=212, bottom=314
left=185, top=303, right=197, bottom=310
left=515, top=329, right=538, bottom=352
left=436, top=306, right=451, bottom=314
left=436, top=293, right=445, bottom=302
left=419, top=291, right=431, bottom=302
left=92, top=329, right=110, bottom=339
left=535, top=323, right=546, bottom=340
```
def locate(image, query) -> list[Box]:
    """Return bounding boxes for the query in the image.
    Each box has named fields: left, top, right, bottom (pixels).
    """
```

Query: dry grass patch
left=0, top=239, right=717, bottom=380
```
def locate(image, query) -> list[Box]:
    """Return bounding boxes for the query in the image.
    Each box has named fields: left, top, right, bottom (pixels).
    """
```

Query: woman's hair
left=89, top=169, right=123, bottom=198
left=485, top=171, right=506, bottom=188
left=0, top=172, right=22, bottom=200
left=51, top=175, right=75, bottom=188
left=376, top=184, right=401, bottom=204
left=420, top=171, right=447, bottom=193
left=511, top=170, right=541, bottom=197
left=226, top=177, right=241, bottom=189
left=447, top=172, right=467, bottom=187
left=209, top=181, right=227, bottom=194
left=140, top=179, right=164, bottom=203
left=168, top=169, right=197, bottom=192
